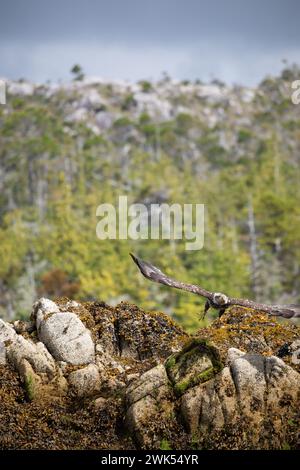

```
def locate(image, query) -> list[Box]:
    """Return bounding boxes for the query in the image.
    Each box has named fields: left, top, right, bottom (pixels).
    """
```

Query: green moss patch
left=165, top=338, right=223, bottom=396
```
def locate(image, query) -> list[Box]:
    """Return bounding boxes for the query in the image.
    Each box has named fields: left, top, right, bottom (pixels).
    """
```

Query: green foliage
left=160, top=439, right=172, bottom=450
left=71, top=64, right=84, bottom=81
left=176, top=113, right=194, bottom=136
left=0, top=212, right=30, bottom=286
left=24, top=373, right=36, bottom=401
left=139, top=112, right=151, bottom=125
left=121, top=94, right=136, bottom=111
left=237, top=128, right=253, bottom=143
left=113, top=116, right=133, bottom=128
left=198, top=132, right=228, bottom=166
left=139, top=80, right=152, bottom=93
left=0, top=70, right=300, bottom=331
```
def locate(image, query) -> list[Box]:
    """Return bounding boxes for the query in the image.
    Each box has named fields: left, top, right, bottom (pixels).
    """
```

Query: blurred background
left=0, top=0, right=300, bottom=331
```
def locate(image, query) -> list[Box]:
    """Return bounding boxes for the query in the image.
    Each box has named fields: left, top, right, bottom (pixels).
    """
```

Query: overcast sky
left=0, top=0, right=299, bottom=85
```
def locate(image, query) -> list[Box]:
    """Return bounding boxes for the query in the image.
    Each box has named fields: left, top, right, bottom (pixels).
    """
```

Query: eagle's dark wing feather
left=228, top=297, right=300, bottom=318
left=130, top=253, right=214, bottom=301
left=130, top=254, right=300, bottom=319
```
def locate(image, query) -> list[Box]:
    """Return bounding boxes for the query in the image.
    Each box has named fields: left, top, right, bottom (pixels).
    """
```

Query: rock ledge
left=0, top=299, right=299, bottom=450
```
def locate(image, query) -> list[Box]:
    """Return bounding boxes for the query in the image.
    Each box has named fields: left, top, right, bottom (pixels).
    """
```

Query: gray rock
left=0, top=341, right=6, bottom=365
left=8, top=81, right=34, bottom=96
left=180, top=348, right=300, bottom=448
left=125, top=395, right=158, bottom=447
left=6, top=336, right=56, bottom=379
left=0, top=316, right=56, bottom=379
left=79, top=89, right=103, bottom=110
left=94, top=397, right=107, bottom=410
left=229, top=353, right=266, bottom=420
left=196, top=84, right=226, bottom=104
left=227, top=347, right=245, bottom=363
left=65, top=107, right=89, bottom=123
left=213, top=365, right=238, bottom=424
left=126, top=373, right=140, bottom=384
left=181, top=379, right=225, bottom=435
left=125, top=364, right=175, bottom=448
left=33, top=298, right=95, bottom=365
left=290, top=339, right=300, bottom=366
left=265, top=355, right=300, bottom=424
left=68, top=364, right=100, bottom=397
left=133, top=92, right=172, bottom=121
left=95, top=111, right=113, bottom=130
left=126, top=364, right=169, bottom=406
left=18, top=358, right=42, bottom=400
left=33, top=298, right=60, bottom=330
left=0, top=319, right=17, bottom=342
left=37, top=311, right=95, bottom=365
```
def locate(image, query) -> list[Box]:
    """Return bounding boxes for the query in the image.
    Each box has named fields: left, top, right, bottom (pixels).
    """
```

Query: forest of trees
left=0, top=66, right=300, bottom=331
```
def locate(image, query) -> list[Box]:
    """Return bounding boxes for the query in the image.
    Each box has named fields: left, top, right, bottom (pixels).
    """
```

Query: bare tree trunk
left=247, top=198, right=262, bottom=301
left=27, top=156, right=35, bottom=205
left=230, top=218, right=239, bottom=255
left=155, top=123, right=161, bottom=161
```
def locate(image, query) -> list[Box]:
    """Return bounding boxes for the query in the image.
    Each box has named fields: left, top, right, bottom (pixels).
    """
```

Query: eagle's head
left=213, top=292, right=229, bottom=306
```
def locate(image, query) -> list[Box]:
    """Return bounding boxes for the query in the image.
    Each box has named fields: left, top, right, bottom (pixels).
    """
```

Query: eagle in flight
left=130, top=253, right=300, bottom=319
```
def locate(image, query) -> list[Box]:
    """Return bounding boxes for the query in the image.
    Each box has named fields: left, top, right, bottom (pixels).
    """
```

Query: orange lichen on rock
left=199, top=306, right=300, bottom=370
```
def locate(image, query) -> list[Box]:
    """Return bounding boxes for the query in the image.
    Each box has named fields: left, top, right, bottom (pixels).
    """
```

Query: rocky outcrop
left=33, top=298, right=95, bottom=365
left=180, top=348, right=300, bottom=449
left=125, top=364, right=179, bottom=448
left=0, top=299, right=299, bottom=450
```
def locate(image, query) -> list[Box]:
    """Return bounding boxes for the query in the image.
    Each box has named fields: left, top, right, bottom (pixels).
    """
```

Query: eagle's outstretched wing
left=130, top=253, right=214, bottom=301
left=130, top=253, right=300, bottom=319
left=229, top=297, right=300, bottom=318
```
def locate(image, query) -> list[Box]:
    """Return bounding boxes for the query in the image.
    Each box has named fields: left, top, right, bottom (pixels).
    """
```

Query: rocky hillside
left=1, top=66, right=300, bottom=331
left=0, top=298, right=299, bottom=450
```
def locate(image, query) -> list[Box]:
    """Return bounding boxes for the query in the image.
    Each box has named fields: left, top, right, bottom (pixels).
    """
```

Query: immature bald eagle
left=130, top=253, right=300, bottom=319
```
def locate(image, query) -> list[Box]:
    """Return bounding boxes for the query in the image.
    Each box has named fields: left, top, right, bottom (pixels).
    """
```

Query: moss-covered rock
left=125, top=364, right=187, bottom=449
left=0, top=299, right=299, bottom=450
left=165, top=339, right=222, bottom=396
left=200, top=306, right=300, bottom=372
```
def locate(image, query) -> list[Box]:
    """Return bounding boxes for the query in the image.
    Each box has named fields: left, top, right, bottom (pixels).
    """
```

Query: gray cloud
left=0, top=0, right=299, bottom=84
